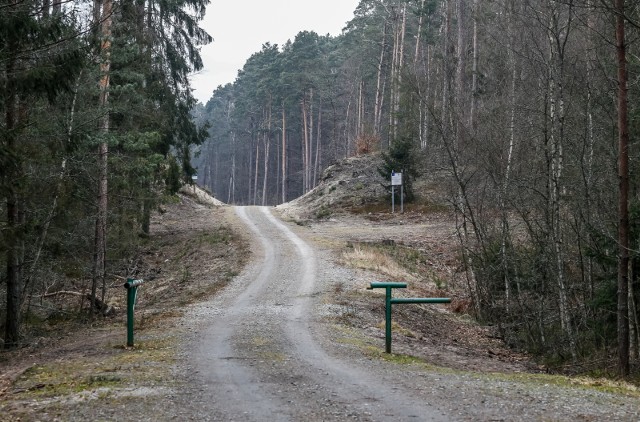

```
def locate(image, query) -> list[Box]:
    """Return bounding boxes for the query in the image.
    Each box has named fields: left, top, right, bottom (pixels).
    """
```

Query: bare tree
left=614, top=0, right=630, bottom=377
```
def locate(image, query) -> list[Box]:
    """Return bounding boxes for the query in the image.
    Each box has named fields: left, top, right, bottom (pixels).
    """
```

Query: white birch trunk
left=415, top=0, right=426, bottom=66
left=374, top=22, right=387, bottom=136
left=441, top=0, right=452, bottom=139
left=470, top=0, right=479, bottom=131
left=547, top=4, right=576, bottom=360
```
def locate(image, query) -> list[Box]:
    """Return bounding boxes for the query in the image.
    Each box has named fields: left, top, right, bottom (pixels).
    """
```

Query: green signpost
left=368, top=282, right=450, bottom=353
left=124, top=278, right=145, bottom=347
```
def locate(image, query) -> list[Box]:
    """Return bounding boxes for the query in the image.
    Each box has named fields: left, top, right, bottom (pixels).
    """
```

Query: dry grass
left=341, top=244, right=417, bottom=282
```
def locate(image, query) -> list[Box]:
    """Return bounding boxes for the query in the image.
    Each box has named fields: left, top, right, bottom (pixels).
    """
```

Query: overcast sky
left=189, top=0, right=361, bottom=104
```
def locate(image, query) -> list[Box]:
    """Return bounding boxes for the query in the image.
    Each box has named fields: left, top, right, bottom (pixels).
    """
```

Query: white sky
left=189, top=0, right=361, bottom=104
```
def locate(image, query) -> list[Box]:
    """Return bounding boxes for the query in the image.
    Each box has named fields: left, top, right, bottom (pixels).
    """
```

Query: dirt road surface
left=177, top=206, right=639, bottom=421
left=184, top=206, right=447, bottom=421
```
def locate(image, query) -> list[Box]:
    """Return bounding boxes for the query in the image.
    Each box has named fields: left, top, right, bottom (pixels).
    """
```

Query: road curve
left=189, top=206, right=447, bottom=421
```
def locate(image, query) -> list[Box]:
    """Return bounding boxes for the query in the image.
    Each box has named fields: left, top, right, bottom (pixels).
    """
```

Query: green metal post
left=368, top=281, right=450, bottom=354
left=126, top=282, right=136, bottom=347
left=124, top=278, right=144, bottom=347
left=385, top=287, right=392, bottom=353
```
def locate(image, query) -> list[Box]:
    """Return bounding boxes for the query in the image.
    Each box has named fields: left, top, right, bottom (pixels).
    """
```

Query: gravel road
left=177, top=206, right=640, bottom=422
left=181, top=206, right=447, bottom=421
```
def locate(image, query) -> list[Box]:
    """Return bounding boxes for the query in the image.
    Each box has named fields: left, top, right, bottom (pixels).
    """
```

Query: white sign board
left=391, top=172, right=402, bottom=186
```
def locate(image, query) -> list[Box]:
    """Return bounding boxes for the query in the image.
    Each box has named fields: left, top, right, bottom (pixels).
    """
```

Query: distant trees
left=195, top=0, right=640, bottom=375
left=1, top=0, right=210, bottom=348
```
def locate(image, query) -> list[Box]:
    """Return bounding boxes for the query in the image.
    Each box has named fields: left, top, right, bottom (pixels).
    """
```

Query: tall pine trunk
left=301, top=96, right=309, bottom=193
left=262, top=104, right=271, bottom=206
left=253, top=136, right=259, bottom=205
left=313, top=102, right=322, bottom=188
left=91, top=0, right=113, bottom=315
left=281, top=105, right=287, bottom=204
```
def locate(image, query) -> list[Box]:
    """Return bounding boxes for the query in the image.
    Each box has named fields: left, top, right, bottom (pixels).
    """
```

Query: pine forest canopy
left=1, top=0, right=210, bottom=347
left=194, top=0, right=640, bottom=376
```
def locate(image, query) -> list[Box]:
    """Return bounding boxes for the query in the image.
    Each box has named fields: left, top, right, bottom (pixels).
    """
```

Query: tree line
left=195, top=0, right=639, bottom=376
left=1, top=0, right=210, bottom=348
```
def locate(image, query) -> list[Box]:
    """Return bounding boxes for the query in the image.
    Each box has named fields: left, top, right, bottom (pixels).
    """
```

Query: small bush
left=355, top=133, right=380, bottom=155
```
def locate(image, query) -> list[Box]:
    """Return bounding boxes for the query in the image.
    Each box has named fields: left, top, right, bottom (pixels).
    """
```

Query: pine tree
left=377, top=136, right=419, bottom=202
left=1, top=1, right=83, bottom=347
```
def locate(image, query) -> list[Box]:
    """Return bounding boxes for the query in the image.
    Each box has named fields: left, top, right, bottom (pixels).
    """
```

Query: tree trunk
left=389, top=5, right=406, bottom=144
left=281, top=106, right=287, bottom=204
left=469, top=0, right=479, bottom=131
left=389, top=9, right=399, bottom=143
left=455, top=0, right=466, bottom=143
left=415, top=0, right=426, bottom=66
left=582, top=0, right=596, bottom=308
left=546, top=3, right=576, bottom=361
left=501, top=0, right=518, bottom=314
left=374, top=22, right=388, bottom=136
left=301, top=96, right=309, bottom=193
left=420, top=44, right=432, bottom=150
left=261, top=134, right=270, bottom=206
left=91, top=0, right=113, bottom=317
left=313, top=102, right=322, bottom=188
left=615, top=0, right=630, bottom=377
left=397, top=3, right=406, bottom=125
left=308, top=89, right=314, bottom=191
left=261, top=104, right=271, bottom=206
left=441, top=0, right=452, bottom=139
left=357, top=80, right=364, bottom=139
left=228, top=131, right=236, bottom=204
left=253, top=136, right=259, bottom=205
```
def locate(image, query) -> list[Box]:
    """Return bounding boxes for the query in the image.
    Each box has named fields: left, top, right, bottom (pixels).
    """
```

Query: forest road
left=186, top=206, right=449, bottom=421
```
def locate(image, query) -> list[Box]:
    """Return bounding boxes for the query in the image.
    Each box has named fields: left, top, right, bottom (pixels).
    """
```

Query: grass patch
left=487, top=371, right=640, bottom=397
left=197, top=228, right=234, bottom=245
left=342, top=243, right=416, bottom=282
left=332, top=323, right=640, bottom=397
left=13, top=363, right=124, bottom=398
left=341, top=241, right=446, bottom=288
left=11, top=335, right=178, bottom=401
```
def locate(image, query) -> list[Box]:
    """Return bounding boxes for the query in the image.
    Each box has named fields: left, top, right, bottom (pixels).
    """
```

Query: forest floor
left=0, top=156, right=639, bottom=420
